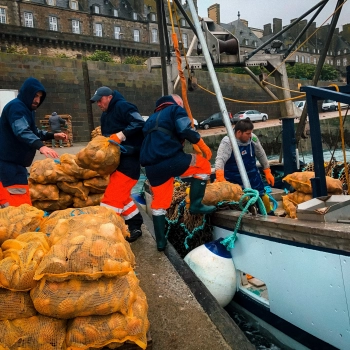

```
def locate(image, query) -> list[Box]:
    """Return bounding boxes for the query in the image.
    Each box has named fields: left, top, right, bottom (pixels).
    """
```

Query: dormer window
left=94, top=5, right=100, bottom=14
left=70, top=0, right=78, bottom=10
left=151, top=13, right=156, bottom=21
left=181, top=18, right=186, bottom=26
left=114, top=9, right=118, bottom=17
left=47, top=0, right=55, bottom=5
left=133, top=12, right=137, bottom=20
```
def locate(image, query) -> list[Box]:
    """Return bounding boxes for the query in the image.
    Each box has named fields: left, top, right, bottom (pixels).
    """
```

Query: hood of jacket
left=107, top=90, right=126, bottom=112
left=17, top=77, right=46, bottom=111
left=154, top=95, right=177, bottom=112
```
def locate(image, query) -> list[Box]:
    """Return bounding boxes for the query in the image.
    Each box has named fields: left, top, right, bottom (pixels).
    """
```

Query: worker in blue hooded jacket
left=0, top=77, right=67, bottom=206
left=140, top=94, right=216, bottom=251
left=90, top=86, right=145, bottom=242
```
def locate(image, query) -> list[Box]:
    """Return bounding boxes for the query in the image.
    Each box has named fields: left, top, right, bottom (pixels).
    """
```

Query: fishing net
left=29, top=180, right=60, bottom=201
left=0, top=204, right=45, bottom=245
left=0, top=232, right=51, bottom=291
left=59, top=153, right=99, bottom=179
left=75, top=136, right=121, bottom=176
left=34, top=214, right=135, bottom=282
left=0, top=315, right=66, bottom=350
left=30, top=272, right=139, bottom=319
left=0, top=290, right=37, bottom=320
left=164, top=179, right=243, bottom=258
left=57, top=181, right=90, bottom=201
left=66, top=288, right=149, bottom=350
left=283, top=171, right=343, bottom=194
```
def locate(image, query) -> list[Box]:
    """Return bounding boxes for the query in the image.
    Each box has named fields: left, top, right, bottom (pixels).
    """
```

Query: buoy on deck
left=184, top=238, right=237, bottom=307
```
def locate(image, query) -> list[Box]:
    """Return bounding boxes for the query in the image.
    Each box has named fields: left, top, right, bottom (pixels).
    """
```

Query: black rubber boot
left=189, top=178, right=216, bottom=215
left=152, top=215, right=167, bottom=251
left=125, top=212, right=143, bottom=242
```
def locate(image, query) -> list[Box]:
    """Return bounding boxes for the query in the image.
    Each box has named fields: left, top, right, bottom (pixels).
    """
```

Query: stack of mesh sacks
left=29, top=136, right=120, bottom=211
left=282, top=171, right=343, bottom=219
left=0, top=205, right=150, bottom=349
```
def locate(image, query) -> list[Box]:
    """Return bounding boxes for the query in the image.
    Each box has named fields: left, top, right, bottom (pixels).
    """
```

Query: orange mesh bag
left=282, top=196, right=297, bottom=219
left=0, top=247, right=2, bottom=260
left=73, top=193, right=104, bottom=208
left=31, top=272, right=139, bottom=319
left=283, top=171, right=343, bottom=194
left=34, top=214, right=135, bottom=282
left=66, top=284, right=149, bottom=350
left=0, top=204, right=45, bottom=245
left=0, top=315, right=66, bottom=350
left=286, top=191, right=313, bottom=205
left=75, top=136, right=121, bottom=176
left=57, top=181, right=90, bottom=201
left=40, top=206, right=129, bottom=239
left=83, top=175, right=110, bottom=194
left=59, top=153, right=99, bottom=179
left=0, top=290, right=37, bottom=320
left=29, top=158, right=76, bottom=184
left=202, top=181, right=243, bottom=206
left=0, top=232, right=51, bottom=291
left=29, top=180, right=60, bottom=201
left=32, top=191, right=74, bottom=212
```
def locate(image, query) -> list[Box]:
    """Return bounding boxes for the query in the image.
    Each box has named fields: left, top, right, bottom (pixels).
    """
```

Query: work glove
left=195, top=138, right=212, bottom=160
left=263, top=168, right=275, bottom=186
left=215, top=169, right=226, bottom=182
left=109, top=131, right=126, bottom=144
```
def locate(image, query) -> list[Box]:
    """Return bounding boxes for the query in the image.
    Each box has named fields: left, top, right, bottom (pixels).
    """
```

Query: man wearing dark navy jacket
left=91, top=86, right=145, bottom=242
left=0, top=77, right=67, bottom=206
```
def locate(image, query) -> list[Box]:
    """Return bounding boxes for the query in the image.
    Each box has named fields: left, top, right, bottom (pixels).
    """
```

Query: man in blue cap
left=91, top=86, right=145, bottom=242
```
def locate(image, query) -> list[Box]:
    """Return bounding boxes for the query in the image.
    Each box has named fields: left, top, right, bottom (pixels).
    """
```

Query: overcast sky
left=196, top=1, right=349, bottom=30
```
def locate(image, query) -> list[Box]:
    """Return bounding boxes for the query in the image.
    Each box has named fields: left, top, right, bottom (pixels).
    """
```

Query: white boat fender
left=184, top=238, right=237, bottom=307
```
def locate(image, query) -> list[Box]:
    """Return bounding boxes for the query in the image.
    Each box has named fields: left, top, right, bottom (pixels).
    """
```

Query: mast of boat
left=186, top=0, right=251, bottom=189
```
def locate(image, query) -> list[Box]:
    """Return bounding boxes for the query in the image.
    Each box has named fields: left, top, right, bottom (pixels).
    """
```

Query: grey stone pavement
left=30, top=143, right=254, bottom=350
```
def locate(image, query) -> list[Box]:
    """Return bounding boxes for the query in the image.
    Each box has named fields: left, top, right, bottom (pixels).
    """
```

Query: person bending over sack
left=140, top=94, right=216, bottom=251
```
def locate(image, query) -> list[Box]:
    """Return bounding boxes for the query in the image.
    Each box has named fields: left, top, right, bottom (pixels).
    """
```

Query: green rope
left=221, top=188, right=266, bottom=251
left=181, top=215, right=207, bottom=250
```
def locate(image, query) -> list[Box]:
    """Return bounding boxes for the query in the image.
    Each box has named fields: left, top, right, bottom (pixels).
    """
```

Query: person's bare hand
left=54, top=133, right=68, bottom=141
left=39, top=146, right=59, bottom=158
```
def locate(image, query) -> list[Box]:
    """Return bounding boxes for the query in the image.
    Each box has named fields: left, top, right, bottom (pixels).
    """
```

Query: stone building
left=0, top=0, right=196, bottom=60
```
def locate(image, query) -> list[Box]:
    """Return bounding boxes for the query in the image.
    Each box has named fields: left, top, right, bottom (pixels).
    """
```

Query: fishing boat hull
left=212, top=210, right=350, bottom=350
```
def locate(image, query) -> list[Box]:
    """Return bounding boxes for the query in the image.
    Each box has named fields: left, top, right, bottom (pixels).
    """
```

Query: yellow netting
left=83, top=176, right=110, bottom=194
left=282, top=196, right=297, bottom=219
left=66, top=287, right=149, bottom=350
left=32, top=192, right=74, bottom=212
left=283, top=171, right=343, bottom=194
left=75, top=136, right=121, bottom=176
left=29, top=180, right=60, bottom=201
left=202, top=181, right=243, bottom=206
left=0, top=204, right=45, bottom=245
left=31, top=271, right=139, bottom=319
left=29, top=158, right=76, bottom=184
left=34, top=214, right=135, bottom=282
left=73, top=193, right=104, bottom=208
left=0, top=315, right=66, bottom=350
left=59, top=153, right=99, bottom=179
left=57, top=181, right=90, bottom=201
left=0, top=289, right=37, bottom=320
left=0, top=232, right=51, bottom=291
left=285, top=191, right=313, bottom=205
left=40, top=206, right=129, bottom=239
